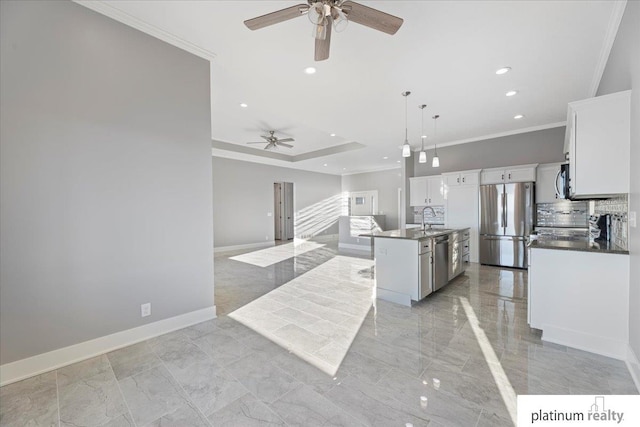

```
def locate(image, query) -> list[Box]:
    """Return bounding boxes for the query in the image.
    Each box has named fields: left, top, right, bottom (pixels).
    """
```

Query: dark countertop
left=361, top=227, right=470, bottom=241
left=529, top=238, right=629, bottom=255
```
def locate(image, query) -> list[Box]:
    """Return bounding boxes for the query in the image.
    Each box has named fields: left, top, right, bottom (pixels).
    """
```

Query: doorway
left=274, top=182, right=294, bottom=240
left=348, top=190, right=378, bottom=216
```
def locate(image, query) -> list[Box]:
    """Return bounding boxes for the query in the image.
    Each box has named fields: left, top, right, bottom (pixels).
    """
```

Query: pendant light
left=401, top=91, right=411, bottom=158
left=418, top=104, right=427, bottom=163
left=432, top=114, right=440, bottom=168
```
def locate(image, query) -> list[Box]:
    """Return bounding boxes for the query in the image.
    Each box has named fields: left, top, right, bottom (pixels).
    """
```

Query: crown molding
left=413, top=121, right=567, bottom=151
left=73, top=1, right=216, bottom=62
left=589, top=0, right=627, bottom=96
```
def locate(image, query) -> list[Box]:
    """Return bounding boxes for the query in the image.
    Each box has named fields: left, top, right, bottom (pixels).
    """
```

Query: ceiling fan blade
left=314, top=18, right=332, bottom=61
left=277, top=142, right=294, bottom=148
left=246, top=142, right=265, bottom=144
left=244, top=4, right=309, bottom=30
left=276, top=138, right=295, bottom=143
left=341, top=1, right=403, bottom=35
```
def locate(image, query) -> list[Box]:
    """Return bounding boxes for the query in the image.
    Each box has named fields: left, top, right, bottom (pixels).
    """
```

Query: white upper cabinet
left=536, top=163, right=564, bottom=203
left=565, top=90, right=630, bottom=198
left=409, top=176, right=444, bottom=206
left=409, top=177, right=428, bottom=206
left=427, top=176, right=445, bottom=205
left=443, top=170, right=479, bottom=187
left=480, top=164, right=537, bottom=184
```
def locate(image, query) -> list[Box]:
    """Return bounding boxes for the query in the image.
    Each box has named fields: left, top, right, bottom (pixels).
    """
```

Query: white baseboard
left=626, top=344, right=640, bottom=393
left=541, top=324, right=627, bottom=360
left=214, top=241, right=274, bottom=254
left=0, top=305, right=216, bottom=387
left=376, top=287, right=412, bottom=307
left=338, top=242, right=373, bottom=252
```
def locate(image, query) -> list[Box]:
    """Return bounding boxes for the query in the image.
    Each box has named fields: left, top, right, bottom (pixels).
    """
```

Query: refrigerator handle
left=500, top=193, right=505, bottom=228
left=503, top=193, right=508, bottom=229
left=554, top=169, right=562, bottom=199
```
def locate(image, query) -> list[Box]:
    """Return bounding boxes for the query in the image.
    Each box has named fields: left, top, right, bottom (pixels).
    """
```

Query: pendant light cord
left=404, top=94, right=408, bottom=142
left=433, top=115, right=439, bottom=154
left=420, top=105, right=426, bottom=150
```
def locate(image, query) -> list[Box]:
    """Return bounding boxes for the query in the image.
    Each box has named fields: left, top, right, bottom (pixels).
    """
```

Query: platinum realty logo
left=517, top=395, right=640, bottom=426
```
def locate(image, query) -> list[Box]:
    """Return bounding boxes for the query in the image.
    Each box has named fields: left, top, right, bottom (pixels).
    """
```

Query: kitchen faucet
left=422, top=206, right=436, bottom=231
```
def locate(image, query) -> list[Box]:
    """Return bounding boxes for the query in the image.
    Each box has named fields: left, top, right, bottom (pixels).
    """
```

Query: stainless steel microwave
left=556, top=163, right=570, bottom=199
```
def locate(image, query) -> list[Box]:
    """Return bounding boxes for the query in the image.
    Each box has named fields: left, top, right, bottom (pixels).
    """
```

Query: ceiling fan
left=246, top=131, right=295, bottom=150
left=244, top=1, right=403, bottom=61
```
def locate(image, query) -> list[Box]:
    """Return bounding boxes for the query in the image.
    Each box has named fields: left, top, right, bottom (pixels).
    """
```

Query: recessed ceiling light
left=323, top=163, right=328, bottom=166
left=496, top=67, right=511, bottom=75
left=342, top=167, right=346, bottom=170
left=330, top=133, right=336, bottom=137
left=304, top=67, right=317, bottom=75
left=506, top=90, right=518, bottom=97
left=383, top=156, right=388, bottom=160
left=396, top=160, right=401, bottom=163
left=514, top=114, right=525, bottom=119
left=239, top=103, right=248, bottom=108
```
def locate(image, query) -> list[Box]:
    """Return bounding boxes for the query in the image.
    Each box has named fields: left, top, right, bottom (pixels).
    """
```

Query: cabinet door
left=536, top=164, right=562, bottom=203
left=409, top=177, right=428, bottom=206
left=480, top=169, right=505, bottom=184
left=572, top=92, right=630, bottom=196
left=427, top=176, right=445, bottom=205
left=442, top=173, right=460, bottom=188
left=460, top=172, right=479, bottom=186
left=445, top=185, right=479, bottom=263
left=506, top=167, right=536, bottom=182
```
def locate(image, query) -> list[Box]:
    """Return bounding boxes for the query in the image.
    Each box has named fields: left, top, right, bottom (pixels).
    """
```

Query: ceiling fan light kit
left=401, top=91, right=411, bottom=158
left=244, top=1, right=404, bottom=61
left=246, top=130, right=295, bottom=150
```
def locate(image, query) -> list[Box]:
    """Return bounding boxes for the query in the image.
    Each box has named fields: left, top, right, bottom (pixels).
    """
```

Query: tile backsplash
left=591, top=194, right=628, bottom=249
left=536, top=201, right=588, bottom=228
left=412, top=205, right=445, bottom=225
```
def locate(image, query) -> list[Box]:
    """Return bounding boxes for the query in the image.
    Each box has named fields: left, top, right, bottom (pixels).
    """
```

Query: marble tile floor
left=228, top=239, right=326, bottom=268
left=2, top=239, right=638, bottom=427
left=229, top=255, right=375, bottom=376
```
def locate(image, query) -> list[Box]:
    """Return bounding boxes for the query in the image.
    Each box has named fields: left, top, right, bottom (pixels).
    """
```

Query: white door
left=350, top=190, right=378, bottom=215
left=274, top=182, right=294, bottom=240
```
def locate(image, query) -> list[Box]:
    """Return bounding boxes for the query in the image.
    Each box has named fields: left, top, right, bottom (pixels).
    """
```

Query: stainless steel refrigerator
left=479, top=182, right=534, bottom=268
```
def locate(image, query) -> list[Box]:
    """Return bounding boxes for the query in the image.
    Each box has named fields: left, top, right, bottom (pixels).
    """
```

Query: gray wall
left=212, top=157, right=342, bottom=248
left=0, top=1, right=214, bottom=364
left=597, top=0, right=640, bottom=372
left=341, top=169, right=403, bottom=230
left=413, top=126, right=566, bottom=176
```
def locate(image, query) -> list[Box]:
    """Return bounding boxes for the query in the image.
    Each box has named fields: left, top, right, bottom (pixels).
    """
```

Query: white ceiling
left=79, top=1, right=623, bottom=176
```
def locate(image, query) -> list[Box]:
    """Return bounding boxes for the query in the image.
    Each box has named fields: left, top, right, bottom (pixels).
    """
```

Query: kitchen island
left=363, top=228, right=470, bottom=306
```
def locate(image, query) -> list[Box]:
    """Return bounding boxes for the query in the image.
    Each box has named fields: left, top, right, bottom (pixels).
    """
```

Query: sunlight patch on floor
left=459, top=296, right=517, bottom=425
left=229, top=239, right=325, bottom=267
left=228, top=255, right=375, bottom=376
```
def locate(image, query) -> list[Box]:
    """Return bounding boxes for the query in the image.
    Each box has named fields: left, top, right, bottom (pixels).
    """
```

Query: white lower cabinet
left=528, top=248, right=629, bottom=359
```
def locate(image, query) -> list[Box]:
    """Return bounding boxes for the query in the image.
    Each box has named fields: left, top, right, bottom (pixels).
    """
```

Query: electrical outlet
left=267, top=212, right=272, bottom=217
left=265, top=235, right=269, bottom=240
left=630, top=211, right=637, bottom=228
left=141, top=303, right=151, bottom=317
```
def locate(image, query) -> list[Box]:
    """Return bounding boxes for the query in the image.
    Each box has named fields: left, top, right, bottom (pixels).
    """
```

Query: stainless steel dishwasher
left=433, top=234, right=449, bottom=292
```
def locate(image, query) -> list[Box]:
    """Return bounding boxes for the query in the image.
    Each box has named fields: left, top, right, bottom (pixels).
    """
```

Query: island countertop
left=361, top=227, right=469, bottom=241
left=529, top=238, right=628, bottom=255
